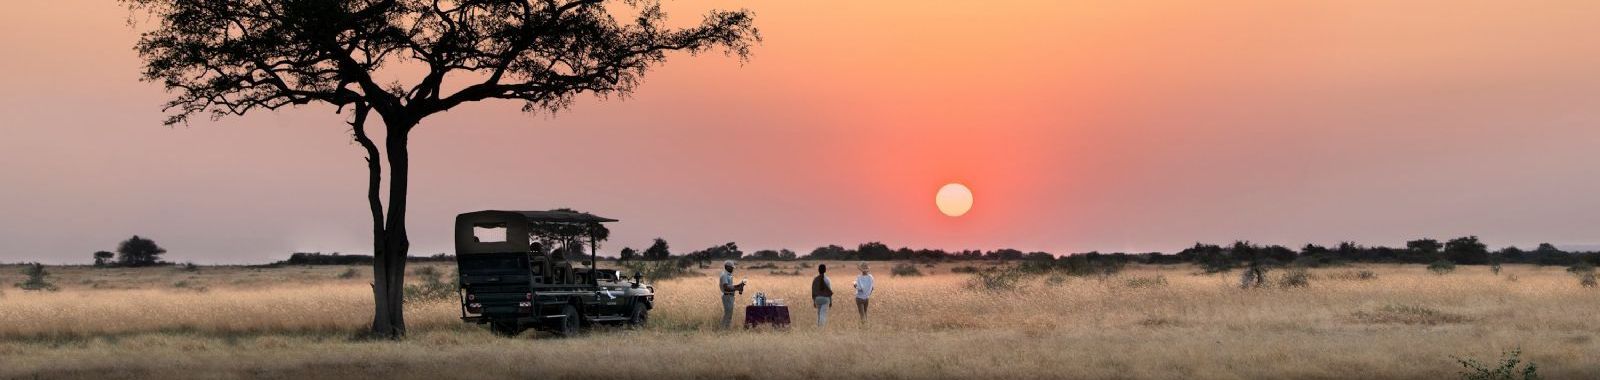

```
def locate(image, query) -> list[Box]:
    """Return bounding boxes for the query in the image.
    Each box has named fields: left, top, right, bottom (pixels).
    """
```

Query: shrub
left=404, top=268, right=456, bottom=303
left=1566, top=261, right=1595, bottom=276
left=1124, top=275, right=1168, bottom=288
left=623, top=260, right=699, bottom=281
left=337, top=268, right=360, bottom=279
left=1351, top=304, right=1470, bottom=325
left=965, top=267, right=1026, bottom=292
left=951, top=266, right=980, bottom=274
left=746, top=263, right=780, bottom=270
left=1429, top=260, right=1457, bottom=275
left=768, top=270, right=802, bottom=276
left=15, top=263, right=58, bottom=292
left=1279, top=268, right=1310, bottom=288
left=180, top=262, right=200, bottom=272
left=413, top=266, right=441, bottom=278
left=1454, top=349, right=1540, bottom=380
left=891, top=263, right=923, bottom=277
left=172, top=280, right=208, bottom=292
left=1045, top=273, right=1067, bottom=287
left=1581, top=273, right=1597, bottom=288
left=1326, top=270, right=1377, bottom=281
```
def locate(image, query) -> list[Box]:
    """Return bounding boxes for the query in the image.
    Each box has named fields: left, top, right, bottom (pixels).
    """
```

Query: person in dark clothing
left=811, top=264, right=833, bottom=328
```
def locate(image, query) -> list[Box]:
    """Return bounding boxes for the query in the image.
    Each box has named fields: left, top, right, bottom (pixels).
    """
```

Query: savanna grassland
left=0, top=262, right=1596, bottom=379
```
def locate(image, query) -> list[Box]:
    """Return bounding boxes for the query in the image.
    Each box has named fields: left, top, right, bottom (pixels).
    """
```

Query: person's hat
left=724, top=260, right=736, bottom=267
left=858, top=261, right=869, bottom=270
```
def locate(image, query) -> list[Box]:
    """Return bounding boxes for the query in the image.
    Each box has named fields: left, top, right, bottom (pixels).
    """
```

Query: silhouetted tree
left=1444, top=236, right=1490, bottom=265
left=618, top=247, right=636, bottom=263
left=116, top=236, right=167, bottom=267
left=805, top=245, right=852, bottom=260
left=129, top=0, right=758, bottom=338
left=857, top=242, right=892, bottom=260
left=92, top=251, right=115, bottom=267
left=689, top=242, right=742, bottom=262
left=1407, top=239, right=1442, bottom=256
left=643, top=238, right=672, bottom=261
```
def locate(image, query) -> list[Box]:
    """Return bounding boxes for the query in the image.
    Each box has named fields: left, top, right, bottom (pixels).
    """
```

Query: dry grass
left=1, top=263, right=1598, bottom=379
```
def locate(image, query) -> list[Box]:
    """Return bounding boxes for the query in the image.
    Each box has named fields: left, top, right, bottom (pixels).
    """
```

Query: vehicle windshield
left=458, top=253, right=528, bottom=274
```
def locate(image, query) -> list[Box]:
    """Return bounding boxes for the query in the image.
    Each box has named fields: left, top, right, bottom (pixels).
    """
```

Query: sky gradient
left=3, top=0, right=1599, bottom=264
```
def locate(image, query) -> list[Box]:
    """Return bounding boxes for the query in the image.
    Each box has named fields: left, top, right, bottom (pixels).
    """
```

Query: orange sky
left=3, top=1, right=1600, bottom=263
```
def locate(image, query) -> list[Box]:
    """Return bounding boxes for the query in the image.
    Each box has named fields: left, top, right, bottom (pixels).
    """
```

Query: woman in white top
left=853, top=261, right=874, bottom=323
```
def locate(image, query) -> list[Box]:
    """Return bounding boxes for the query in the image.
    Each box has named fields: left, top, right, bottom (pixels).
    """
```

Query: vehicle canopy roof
left=455, top=210, right=616, bottom=255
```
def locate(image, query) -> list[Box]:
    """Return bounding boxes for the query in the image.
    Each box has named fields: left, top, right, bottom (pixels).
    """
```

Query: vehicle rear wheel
left=628, top=302, right=650, bottom=327
left=490, top=319, right=522, bottom=337
left=555, top=304, right=580, bottom=337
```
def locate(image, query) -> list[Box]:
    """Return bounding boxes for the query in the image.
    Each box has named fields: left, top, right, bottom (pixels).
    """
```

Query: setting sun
left=935, top=183, right=973, bottom=217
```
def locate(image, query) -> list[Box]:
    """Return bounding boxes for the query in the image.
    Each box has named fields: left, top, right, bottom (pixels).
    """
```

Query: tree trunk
left=370, top=125, right=413, bottom=338
left=351, top=105, right=411, bottom=339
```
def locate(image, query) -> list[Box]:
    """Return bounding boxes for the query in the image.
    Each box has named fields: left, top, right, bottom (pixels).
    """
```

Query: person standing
left=853, top=262, right=874, bottom=323
left=811, top=264, right=833, bottom=328
left=719, top=260, right=746, bottom=329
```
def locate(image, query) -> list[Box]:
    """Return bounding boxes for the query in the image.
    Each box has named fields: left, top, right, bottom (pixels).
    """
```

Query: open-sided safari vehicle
left=455, top=210, right=654, bottom=336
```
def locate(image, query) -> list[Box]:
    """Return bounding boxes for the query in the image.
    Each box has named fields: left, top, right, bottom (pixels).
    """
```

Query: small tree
left=93, top=251, right=115, bottom=267
left=643, top=238, right=672, bottom=261
left=16, top=263, right=58, bottom=291
left=618, top=247, right=637, bottom=263
left=117, top=235, right=167, bottom=267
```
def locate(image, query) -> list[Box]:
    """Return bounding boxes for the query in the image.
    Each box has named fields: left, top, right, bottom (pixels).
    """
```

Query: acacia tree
left=128, top=0, right=757, bottom=338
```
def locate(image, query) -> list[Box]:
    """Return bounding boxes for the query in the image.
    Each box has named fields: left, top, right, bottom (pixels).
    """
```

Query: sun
left=935, top=183, right=973, bottom=217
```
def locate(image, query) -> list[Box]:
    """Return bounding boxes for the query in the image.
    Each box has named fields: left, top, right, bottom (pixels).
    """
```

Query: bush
left=413, top=266, right=441, bottom=278
left=172, top=280, right=208, bottom=292
left=1124, top=275, right=1167, bottom=288
left=1566, top=261, right=1595, bottom=276
left=1429, top=260, right=1457, bottom=275
left=1581, top=273, right=1597, bottom=288
left=404, top=267, right=456, bottom=303
left=1454, top=349, right=1540, bottom=380
left=951, top=266, right=980, bottom=274
left=1279, top=268, right=1310, bottom=288
left=746, top=263, right=780, bottom=270
left=891, top=263, right=923, bottom=277
left=15, top=263, right=58, bottom=292
left=1326, top=270, right=1377, bottom=281
left=965, top=267, right=1026, bottom=292
left=1351, top=304, right=1470, bottom=325
left=768, top=270, right=802, bottom=276
left=1046, top=273, right=1067, bottom=287
left=180, top=262, right=200, bottom=272
left=623, top=260, right=699, bottom=281
left=337, top=268, right=360, bottom=279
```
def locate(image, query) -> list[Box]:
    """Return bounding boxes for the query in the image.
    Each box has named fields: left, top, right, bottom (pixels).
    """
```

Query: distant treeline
left=275, top=252, right=455, bottom=266
left=622, top=236, right=1600, bottom=271
left=278, top=236, right=1600, bottom=271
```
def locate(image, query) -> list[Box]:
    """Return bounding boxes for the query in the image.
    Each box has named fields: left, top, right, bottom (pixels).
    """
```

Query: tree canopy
left=116, top=235, right=167, bottom=267
left=130, top=0, right=759, bottom=126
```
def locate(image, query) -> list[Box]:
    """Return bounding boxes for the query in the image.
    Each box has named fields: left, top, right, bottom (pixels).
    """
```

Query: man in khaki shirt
left=719, top=260, right=746, bottom=329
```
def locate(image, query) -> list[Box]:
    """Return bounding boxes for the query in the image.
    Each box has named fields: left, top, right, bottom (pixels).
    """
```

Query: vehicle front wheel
left=628, top=302, right=650, bottom=327
left=555, top=304, right=581, bottom=337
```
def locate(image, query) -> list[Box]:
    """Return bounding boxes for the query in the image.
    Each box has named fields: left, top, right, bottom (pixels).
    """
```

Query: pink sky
left=3, top=1, right=1600, bottom=264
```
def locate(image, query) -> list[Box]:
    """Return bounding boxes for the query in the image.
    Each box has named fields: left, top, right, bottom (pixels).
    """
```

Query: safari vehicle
left=455, top=210, right=654, bottom=337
